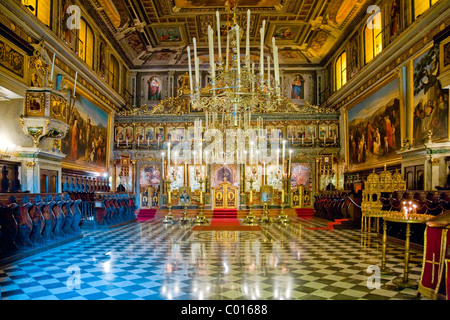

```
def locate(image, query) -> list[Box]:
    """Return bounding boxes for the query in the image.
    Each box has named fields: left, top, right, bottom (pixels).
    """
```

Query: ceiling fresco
left=91, top=0, right=370, bottom=68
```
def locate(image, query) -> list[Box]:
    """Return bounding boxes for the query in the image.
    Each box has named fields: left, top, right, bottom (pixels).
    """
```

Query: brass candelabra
left=243, top=174, right=256, bottom=225
left=162, top=176, right=175, bottom=224
left=276, top=176, right=290, bottom=224
left=194, top=176, right=208, bottom=224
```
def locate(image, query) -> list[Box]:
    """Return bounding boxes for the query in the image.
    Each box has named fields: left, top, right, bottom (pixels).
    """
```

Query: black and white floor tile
left=0, top=217, right=429, bottom=300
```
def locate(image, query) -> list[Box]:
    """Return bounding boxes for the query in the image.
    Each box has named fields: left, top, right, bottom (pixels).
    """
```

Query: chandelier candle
left=216, top=11, right=221, bottom=61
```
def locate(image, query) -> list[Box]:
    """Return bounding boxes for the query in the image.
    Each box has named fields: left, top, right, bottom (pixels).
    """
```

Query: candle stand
left=276, top=177, right=290, bottom=224
left=243, top=175, right=256, bottom=225
left=162, top=177, right=176, bottom=224
left=194, top=177, right=208, bottom=224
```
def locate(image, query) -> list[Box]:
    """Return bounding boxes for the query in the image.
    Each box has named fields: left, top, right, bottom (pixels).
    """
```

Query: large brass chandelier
left=187, top=8, right=281, bottom=132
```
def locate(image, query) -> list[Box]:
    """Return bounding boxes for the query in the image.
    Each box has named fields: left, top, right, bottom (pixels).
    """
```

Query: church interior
left=0, top=0, right=450, bottom=302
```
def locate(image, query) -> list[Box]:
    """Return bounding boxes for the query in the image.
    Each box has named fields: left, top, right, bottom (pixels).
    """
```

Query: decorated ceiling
left=89, top=0, right=370, bottom=68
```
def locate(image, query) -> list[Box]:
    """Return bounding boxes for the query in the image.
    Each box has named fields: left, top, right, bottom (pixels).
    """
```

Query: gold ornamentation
left=25, top=161, right=35, bottom=169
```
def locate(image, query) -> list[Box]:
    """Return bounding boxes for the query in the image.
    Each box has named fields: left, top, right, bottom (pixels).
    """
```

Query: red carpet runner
left=192, top=208, right=262, bottom=231
left=137, top=209, right=157, bottom=222
left=210, top=209, right=240, bottom=226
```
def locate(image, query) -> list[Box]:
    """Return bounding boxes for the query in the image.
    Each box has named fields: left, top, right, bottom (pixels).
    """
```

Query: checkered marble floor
left=0, top=216, right=429, bottom=300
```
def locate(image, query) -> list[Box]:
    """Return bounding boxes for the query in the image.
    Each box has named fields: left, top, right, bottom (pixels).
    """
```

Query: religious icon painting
left=245, top=165, right=262, bottom=192
left=167, top=127, right=176, bottom=141
left=155, top=127, right=164, bottom=142
left=135, top=126, right=145, bottom=147
left=168, top=165, right=184, bottom=190
left=139, top=164, right=161, bottom=189
left=291, top=74, right=305, bottom=100
left=25, top=92, right=45, bottom=116
left=328, top=123, right=338, bottom=140
left=178, top=186, right=191, bottom=206
left=306, top=124, right=316, bottom=140
left=115, top=126, right=125, bottom=145
left=145, top=127, right=154, bottom=142
left=318, top=124, right=328, bottom=139
left=260, top=185, right=273, bottom=204
left=290, top=163, right=311, bottom=190
left=287, top=125, right=296, bottom=141
left=297, top=125, right=306, bottom=139
left=176, top=127, right=185, bottom=141
left=188, top=165, right=206, bottom=192
left=148, top=75, right=162, bottom=100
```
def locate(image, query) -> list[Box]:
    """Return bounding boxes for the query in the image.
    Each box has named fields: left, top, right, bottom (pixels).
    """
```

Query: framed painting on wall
left=411, top=45, right=449, bottom=146
left=188, top=164, right=206, bottom=192
left=168, top=165, right=184, bottom=191
left=139, top=164, right=161, bottom=189
left=290, top=163, right=311, bottom=191
left=62, top=86, right=111, bottom=171
left=346, top=74, right=402, bottom=172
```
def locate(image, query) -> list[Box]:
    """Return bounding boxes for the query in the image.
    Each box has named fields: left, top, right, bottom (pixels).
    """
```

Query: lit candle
left=274, top=45, right=279, bottom=90
left=260, top=27, right=264, bottom=78
left=277, top=148, right=280, bottom=173
left=282, top=140, right=286, bottom=174
left=162, top=152, right=165, bottom=178
left=250, top=189, right=253, bottom=202
left=226, top=32, right=230, bottom=71
left=167, top=142, right=171, bottom=168
left=267, top=55, right=270, bottom=87
left=263, top=162, right=266, bottom=185
left=193, top=37, right=200, bottom=87
left=288, top=149, right=292, bottom=177
left=281, top=189, right=284, bottom=204
left=73, top=71, right=78, bottom=96
left=236, top=25, right=241, bottom=80
left=50, top=52, right=55, bottom=82
left=246, top=9, right=250, bottom=66
left=216, top=11, right=222, bottom=61
left=185, top=163, right=188, bottom=185
left=187, top=46, right=193, bottom=95
left=208, top=25, right=215, bottom=82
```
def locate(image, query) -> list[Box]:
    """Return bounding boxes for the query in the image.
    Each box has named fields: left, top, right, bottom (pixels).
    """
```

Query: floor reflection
left=0, top=217, right=428, bottom=300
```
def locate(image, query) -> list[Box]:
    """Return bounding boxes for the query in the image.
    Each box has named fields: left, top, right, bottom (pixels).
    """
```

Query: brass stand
left=179, top=203, right=191, bottom=223
left=194, top=178, right=208, bottom=224
left=380, top=218, right=396, bottom=275
left=276, top=202, right=290, bottom=224
left=162, top=178, right=176, bottom=224
left=243, top=178, right=256, bottom=225
left=383, top=213, right=433, bottom=288
left=259, top=203, right=270, bottom=223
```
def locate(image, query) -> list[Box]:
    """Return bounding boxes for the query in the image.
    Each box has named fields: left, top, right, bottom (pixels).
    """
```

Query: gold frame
left=260, top=185, right=273, bottom=204
left=187, top=164, right=207, bottom=192
left=178, top=186, right=192, bottom=206
left=409, top=43, right=449, bottom=146
left=61, top=82, right=112, bottom=173
left=344, top=71, right=404, bottom=172
left=439, top=35, right=450, bottom=74
left=0, top=36, right=28, bottom=83
left=265, top=22, right=306, bottom=45
left=151, top=23, right=187, bottom=46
